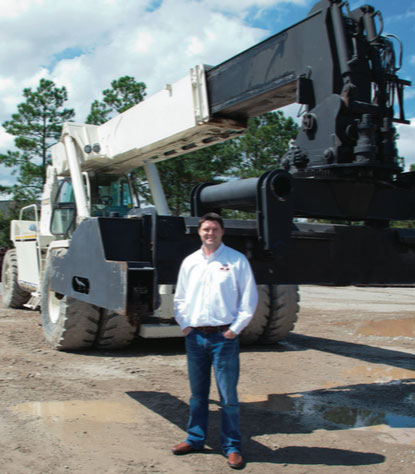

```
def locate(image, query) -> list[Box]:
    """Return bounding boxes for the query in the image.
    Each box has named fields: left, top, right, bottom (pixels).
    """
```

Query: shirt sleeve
left=173, top=261, right=188, bottom=330
left=229, top=257, right=258, bottom=335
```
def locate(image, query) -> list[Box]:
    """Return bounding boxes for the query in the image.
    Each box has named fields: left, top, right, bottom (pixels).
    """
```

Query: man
left=172, top=212, right=258, bottom=470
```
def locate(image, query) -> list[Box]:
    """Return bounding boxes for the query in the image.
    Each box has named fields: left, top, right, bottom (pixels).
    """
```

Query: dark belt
left=192, top=324, right=230, bottom=334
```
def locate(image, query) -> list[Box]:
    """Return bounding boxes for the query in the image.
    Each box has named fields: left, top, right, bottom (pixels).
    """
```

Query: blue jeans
left=185, top=328, right=241, bottom=455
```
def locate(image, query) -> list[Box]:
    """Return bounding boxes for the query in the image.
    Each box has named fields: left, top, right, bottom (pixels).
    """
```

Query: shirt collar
left=200, top=243, right=225, bottom=260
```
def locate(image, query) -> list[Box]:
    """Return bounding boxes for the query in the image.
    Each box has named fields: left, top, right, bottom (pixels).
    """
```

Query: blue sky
left=0, top=0, right=414, bottom=189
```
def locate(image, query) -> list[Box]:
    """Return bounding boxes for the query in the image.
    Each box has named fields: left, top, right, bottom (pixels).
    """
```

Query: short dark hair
left=198, top=212, right=224, bottom=230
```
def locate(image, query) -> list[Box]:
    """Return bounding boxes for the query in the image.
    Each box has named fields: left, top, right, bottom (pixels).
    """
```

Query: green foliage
left=156, top=143, right=235, bottom=216
left=154, top=111, right=299, bottom=215
left=86, top=100, right=112, bottom=127
left=391, top=220, right=415, bottom=229
left=221, top=111, right=299, bottom=178
left=86, top=76, right=146, bottom=125
left=0, top=212, right=12, bottom=248
left=0, top=201, right=27, bottom=248
left=0, top=78, right=74, bottom=201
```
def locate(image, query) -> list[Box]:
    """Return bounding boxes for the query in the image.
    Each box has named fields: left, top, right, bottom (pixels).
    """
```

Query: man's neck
left=202, top=243, right=221, bottom=256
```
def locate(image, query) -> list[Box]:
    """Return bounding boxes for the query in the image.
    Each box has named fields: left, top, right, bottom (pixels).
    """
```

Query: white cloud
left=0, top=0, right=45, bottom=19
left=0, top=0, right=269, bottom=172
left=0, top=169, right=16, bottom=188
left=132, top=31, right=155, bottom=54
left=41, top=0, right=266, bottom=121
left=0, top=77, right=14, bottom=92
left=0, top=127, right=14, bottom=150
left=207, top=0, right=308, bottom=14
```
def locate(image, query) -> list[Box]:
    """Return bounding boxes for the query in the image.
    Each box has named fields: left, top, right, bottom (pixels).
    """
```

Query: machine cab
left=50, top=173, right=138, bottom=237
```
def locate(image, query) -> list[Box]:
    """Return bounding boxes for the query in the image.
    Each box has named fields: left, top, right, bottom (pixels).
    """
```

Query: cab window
left=90, top=174, right=134, bottom=217
left=50, top=179, right=76, bottom=237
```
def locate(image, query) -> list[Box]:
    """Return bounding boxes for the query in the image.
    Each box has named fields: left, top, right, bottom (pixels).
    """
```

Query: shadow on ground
left=127, top=390, right=386, bottom=467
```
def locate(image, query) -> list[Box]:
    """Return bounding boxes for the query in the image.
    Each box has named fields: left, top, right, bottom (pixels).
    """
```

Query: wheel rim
left=48, top=289, right=62, bottom=324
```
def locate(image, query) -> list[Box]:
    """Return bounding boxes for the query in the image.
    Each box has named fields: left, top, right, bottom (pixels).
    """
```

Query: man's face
left=198, top=220, right=224, bottom=251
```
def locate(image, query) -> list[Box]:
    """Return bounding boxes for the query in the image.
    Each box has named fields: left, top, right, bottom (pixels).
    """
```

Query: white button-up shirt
left=174, top=243, right=258, bottom=335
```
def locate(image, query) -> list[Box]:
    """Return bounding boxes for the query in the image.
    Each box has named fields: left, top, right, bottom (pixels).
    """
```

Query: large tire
left=41, top=250, right=100, bottom=351
left=1, top=249, right=31, bottom=308
left=240, top=284, right=299, bottom=345
left=239, top=285, right=271, bottom=344
left=94, top=310, right=137, bottom=350
left=260, top=285, right=299, bottom=343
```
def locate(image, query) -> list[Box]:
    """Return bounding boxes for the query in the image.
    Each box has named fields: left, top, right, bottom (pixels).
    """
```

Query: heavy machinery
left=2, top=0, right=414, bottom=351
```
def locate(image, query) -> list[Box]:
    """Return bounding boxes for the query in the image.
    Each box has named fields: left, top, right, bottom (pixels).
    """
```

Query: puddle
left=317, top=405, right=415, bottom=429
left=240, top=393, right=415, bottom=430
left=10, top=399, right=142, bottom=424
left=357, top=318, right=415, bottom=338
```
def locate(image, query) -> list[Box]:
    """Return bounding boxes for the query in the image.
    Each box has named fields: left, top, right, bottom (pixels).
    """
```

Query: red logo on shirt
left=219, top=263, right=230, bottom=271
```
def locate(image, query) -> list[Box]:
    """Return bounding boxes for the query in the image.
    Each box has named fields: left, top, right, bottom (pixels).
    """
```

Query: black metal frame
left=50, top=0, right=415, bottom=321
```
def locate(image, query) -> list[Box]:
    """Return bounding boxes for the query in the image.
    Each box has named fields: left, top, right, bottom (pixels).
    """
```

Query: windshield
left=89, top=174, right=136, bottom=217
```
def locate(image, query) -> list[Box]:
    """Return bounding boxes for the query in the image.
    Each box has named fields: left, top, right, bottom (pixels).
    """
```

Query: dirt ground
left=0, top=286, right=414, bottom=474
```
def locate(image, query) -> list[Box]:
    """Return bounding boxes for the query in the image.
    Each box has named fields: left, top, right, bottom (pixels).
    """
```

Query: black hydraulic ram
left=191, top=170, right=293, bottom=256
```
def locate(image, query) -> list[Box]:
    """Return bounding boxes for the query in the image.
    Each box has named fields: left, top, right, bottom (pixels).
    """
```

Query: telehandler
left=2, top=0, right=414, bottom=350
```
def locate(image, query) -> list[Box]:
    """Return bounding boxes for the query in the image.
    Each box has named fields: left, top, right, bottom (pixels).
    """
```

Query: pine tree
left=221, top=111, right=299, bottom=178
left=0, top=78, right=74, bottom=201
left=86, top=76, right=146, bottom=125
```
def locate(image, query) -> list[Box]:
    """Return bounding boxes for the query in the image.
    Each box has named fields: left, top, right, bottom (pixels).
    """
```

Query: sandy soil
left=0, top=285, right=414, bottom=474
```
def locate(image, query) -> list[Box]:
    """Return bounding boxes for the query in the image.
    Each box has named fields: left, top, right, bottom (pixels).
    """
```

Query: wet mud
left=0, top=285, right=414, bottom=473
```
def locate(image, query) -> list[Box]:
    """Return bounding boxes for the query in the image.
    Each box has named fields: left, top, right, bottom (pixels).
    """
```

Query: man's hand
left=183, top=327, right=193, bottom=335
left=222, top=329, right=237, bottom=339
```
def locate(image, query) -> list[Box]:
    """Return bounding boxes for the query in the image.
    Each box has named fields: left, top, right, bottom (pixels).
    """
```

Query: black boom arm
left=206, top=0, right=410, bottom=178
left=191, top=0, right=415, bottom=257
